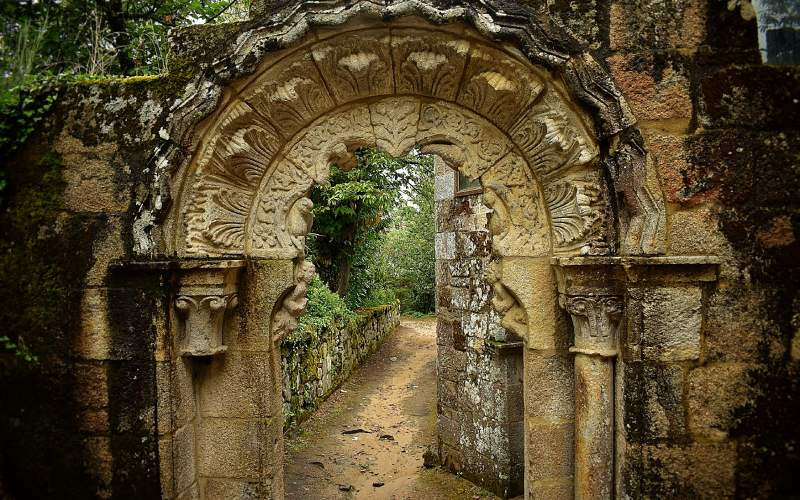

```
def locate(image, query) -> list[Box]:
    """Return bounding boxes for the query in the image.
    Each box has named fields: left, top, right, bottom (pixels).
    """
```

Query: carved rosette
left=562, top=295, right=623, bottom=357
left=174, top=263, right=244, bottom=357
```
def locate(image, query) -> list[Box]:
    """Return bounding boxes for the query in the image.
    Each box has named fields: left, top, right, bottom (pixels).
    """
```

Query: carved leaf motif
left=417, top=102, right=510, bottom=180
left=391, top=30, right=469, bottom=100
left=203, top=220, right=246, bottom=249
left=311, top=32, right=393, bottom=103
left=370, top=98, right=420, bottom=157
left=546, top=183, right=584, bottom=245
left=242, top=52, right=335, bottom=139
left=545, top=175, right=609, bottom=255
left=457, top=46, right=544, bottom=129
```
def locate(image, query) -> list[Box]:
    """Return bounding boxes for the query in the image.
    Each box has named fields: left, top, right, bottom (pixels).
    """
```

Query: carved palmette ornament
left=272, top=260, right=316, bottom=342
left=417, top=102, right=511, bottom=180
left=391, top=29, right=470, bottom=101
left=369, top=97, right=420, bottom=157
left=545, top=171, right=610, bottom=255
left=185, top=102, right=282, bottom=256
left=311, top=31, right=393, bottom=103
left=457, top=46, right=545, bottom=130
left=240, top=52, right=335, bottom=139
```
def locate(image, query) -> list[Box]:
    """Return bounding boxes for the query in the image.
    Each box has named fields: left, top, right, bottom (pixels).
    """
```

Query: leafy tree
left=1, top=0, right=250, bottom=81
left=307, top=148, right=429, bottom=298
left=362, top=158, right=436, bottom=313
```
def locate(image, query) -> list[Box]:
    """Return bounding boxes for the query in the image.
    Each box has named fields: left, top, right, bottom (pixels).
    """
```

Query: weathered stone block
left=687, top=362, right=754, bottom=440
left=607, top=53, right=692, bottom=123
left=54, top=133, right=129, bottom=213
left=435, top=231, right=456, bottom=260
left=173, top=423, right=197, bottom=494
left=75, top=361, right=108, bottom=409
left=622, top=361, right=687, bottom=443
left=197, top=350, right=279, bottom=418
left=196, top=418, right=276, bottom=479
left=77, top=288, right=112, bottom=360
left=435, top=170, right=456, bottom=201
left=698, top=65, right=800, bottom=131
left=524, top=351, right=574, bottom=421
left=635, top=442, right=736, bottom=498
left=668, top=207, right=731, bottom=256
left=609, top=0, right=707, bottom=51
left=525, top=419, right=574, bottom=483
left=203, top=478, right=274, bottom=499
left=641, top=287, right=702, bottom=361
left=158, top=436, right=174, bottom=499
left=437, top=345, right=467, bottom=381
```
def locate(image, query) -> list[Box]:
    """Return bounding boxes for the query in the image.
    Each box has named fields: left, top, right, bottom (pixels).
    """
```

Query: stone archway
left=143, top=7, right=708, bottom=500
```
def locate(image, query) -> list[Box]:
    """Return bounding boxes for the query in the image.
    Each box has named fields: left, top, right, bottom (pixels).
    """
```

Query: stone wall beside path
left=281, top=304, right=400, bottom=429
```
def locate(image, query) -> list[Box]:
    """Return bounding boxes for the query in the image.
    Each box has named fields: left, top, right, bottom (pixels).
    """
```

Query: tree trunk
left=102, top=0, right=134, bottom=73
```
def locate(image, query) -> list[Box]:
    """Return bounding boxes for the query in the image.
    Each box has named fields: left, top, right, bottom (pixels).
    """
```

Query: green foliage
left=286, top=277, right=358, bottom=345
left=0, top=77, right=59, bottom=159
left=308, top=148, right=428, bottom=297
left=0, top=336, right=38, bottom=364
left=306, top=148, right=436, bottom=314
left=359, top=157, right=436, bottom=314
left=1, top=0, right=251, bottom=80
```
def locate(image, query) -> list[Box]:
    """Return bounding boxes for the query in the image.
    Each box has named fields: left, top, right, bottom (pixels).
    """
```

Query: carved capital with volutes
left=562, top=294, right=623, bottom=357
left=174, top=261, right=245, bottom=357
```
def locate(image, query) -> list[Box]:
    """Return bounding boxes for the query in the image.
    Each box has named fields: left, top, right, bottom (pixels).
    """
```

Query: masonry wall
left=0, top=2, right=798, bottom=498
left=281, top=304, right=400, bottom=429
left=527, top=0, right=800, bottom=496
left=433, top=159, right=525, bottom=498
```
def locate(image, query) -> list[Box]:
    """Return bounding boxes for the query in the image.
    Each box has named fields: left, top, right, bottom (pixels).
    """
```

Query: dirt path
left=284, top=317, right=499, bottom=500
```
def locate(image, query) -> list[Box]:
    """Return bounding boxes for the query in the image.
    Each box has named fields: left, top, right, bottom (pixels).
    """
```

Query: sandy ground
left=284, top=317, right=501, bottom=500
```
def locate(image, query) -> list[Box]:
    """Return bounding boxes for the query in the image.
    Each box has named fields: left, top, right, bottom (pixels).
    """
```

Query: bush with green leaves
left=285, top=276, right=358, bottom=345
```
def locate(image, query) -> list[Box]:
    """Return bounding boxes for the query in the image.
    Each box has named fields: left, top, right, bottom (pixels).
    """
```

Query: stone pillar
left=553, top=256, right=720, bottom=500
left=553, top=258, right=625, bottom=500
left=563, top=295, right=622, bottom=500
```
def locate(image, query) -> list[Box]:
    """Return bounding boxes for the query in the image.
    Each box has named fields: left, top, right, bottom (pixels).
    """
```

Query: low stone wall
left=281, top=303, right=400, bottom=429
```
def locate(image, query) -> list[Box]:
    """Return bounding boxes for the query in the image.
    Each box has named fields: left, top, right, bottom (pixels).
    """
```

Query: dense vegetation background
left=298, top=149, right=437, bottom=338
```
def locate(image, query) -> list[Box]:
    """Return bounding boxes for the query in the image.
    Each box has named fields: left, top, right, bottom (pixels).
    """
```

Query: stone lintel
left=552, top=255, right=720, bottom=290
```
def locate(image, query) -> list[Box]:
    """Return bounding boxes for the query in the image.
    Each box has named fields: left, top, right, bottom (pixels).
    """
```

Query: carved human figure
left=484, top=260, right=528, bottom=339
left=272, top=260, right=316, bottom=342
left=483, top=184, right=511, bottom=241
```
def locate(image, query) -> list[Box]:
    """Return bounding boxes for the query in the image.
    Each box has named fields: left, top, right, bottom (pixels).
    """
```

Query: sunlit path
left=284, top=317, right=500, bottom=499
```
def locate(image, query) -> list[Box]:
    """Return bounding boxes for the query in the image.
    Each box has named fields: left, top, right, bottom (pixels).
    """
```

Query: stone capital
left=562, top=294, right=623, bottom=357
left=173, top=260, right=245, bottom=356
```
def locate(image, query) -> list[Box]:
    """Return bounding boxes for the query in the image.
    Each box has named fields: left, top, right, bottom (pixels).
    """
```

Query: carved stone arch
left=145, top=6, right=683, bottom=499
left=147, top=2, right=667, bottom=260
left=168, top=25, right=613, bottom=259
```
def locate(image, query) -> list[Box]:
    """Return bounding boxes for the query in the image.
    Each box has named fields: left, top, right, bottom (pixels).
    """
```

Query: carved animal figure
left=286, top=197, right=314, bottom=256
left=272, top=260, right=316, bottom=342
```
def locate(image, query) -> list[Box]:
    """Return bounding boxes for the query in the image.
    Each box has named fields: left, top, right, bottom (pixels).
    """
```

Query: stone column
left=553, top=258, right=625, bottom=500
left=563, top=294, right=622, bottom=500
